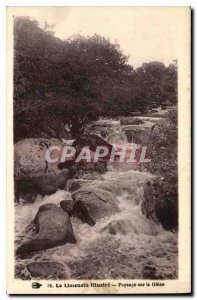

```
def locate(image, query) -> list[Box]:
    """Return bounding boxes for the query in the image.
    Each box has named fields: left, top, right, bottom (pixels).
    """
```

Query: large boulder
left=141, top=177, right=178, bottom=230
left=72, top=134, right=113, bottom=155
left=32, top=169, right=69, bottom=194
left=124, top=128, right=149, bottom=144
left=27, top=261, right=67, bottom=279
left=16, top=204, right=76, bottom=258
left=14, top=138, right=70, bottom=198
left=60, top=199, right=75, bottom=216
left=120, top=117, right=144, bottom=126
left=58, top=134, right=111, bottom=175
left=14, top=138, right=63, bottom=176
left=71, top=188, right=120, bottom=226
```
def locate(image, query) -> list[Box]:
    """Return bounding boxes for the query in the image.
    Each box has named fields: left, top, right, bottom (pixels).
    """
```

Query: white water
left=15, top=170, right=177, bottom=280
left=86, top=114, right=162, bottom=144
left=15, top=115, right=178, bottom=280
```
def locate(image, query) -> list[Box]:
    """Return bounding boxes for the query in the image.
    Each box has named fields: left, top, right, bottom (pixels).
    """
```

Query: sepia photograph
left=6, top=6, right=191, bottom=294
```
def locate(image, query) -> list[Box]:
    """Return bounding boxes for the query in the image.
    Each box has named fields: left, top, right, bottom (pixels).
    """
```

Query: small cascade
left=106, top=126, right=128, bottom=145
left=15, top=170, right=177, bottom=280
left=15, top=115, right=177, bottom=280
left=86, top=120, right=129, bottom=145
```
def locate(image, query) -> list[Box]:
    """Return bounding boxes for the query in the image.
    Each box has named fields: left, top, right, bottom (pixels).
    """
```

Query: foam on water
left=15, top=113, right=177, bottom=279
left=15, top=169, right=177, bottom=279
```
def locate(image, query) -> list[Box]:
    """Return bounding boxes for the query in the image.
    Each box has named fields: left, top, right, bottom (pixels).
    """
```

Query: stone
left=72, top=188, right=120, bottom=225
left=32, top=168, right=70, bottom=194
left=141, top=179, right=161, bottom=223
left=125, top=129, right=149, bottom=144
left=72, top=134, right=113, bottom=155
left=142, top=265, right=157, bottom=279
left=58, top=135, right=112, bottom=175
left=16, top=204, right=76, bottom=258
left=27, top=261, right=66, bottom=279
left=14, top=138, right=70, bottom=198
left=60, top=199, right=75, bottom=215
left=66, top=179, right=82, bottom=192
left=141, top=178, right=178, bottom=230
left=14, top=138, right=63, bottom=177
left=120, top=117, right=144, bottom=125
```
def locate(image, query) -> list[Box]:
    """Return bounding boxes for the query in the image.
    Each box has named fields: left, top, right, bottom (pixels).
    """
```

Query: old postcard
left=7, top=6, right=191, bottom=294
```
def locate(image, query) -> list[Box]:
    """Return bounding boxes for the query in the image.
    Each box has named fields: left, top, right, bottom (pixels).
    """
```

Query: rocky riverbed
left=14, top=109, right=178, bottom=280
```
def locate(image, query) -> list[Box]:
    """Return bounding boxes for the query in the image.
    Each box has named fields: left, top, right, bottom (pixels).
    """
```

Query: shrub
left=146, top=108, right=177, bottom=178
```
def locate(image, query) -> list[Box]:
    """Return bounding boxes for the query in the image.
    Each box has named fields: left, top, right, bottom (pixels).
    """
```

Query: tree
left=14, top=17, right=134, bottom=141
left=14, top=17, right=178, bottom=142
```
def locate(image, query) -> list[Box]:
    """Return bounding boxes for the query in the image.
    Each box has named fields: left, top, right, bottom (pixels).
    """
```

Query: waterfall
left=15, top=170, right=177, bottom=280
left=15, top=116, right=177, bottom=280
left=106, top=127, right=128, bottom=144
left=86, top=120, right=129, bottom=145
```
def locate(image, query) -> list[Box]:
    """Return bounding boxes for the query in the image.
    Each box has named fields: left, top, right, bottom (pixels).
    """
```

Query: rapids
left=15, top=114, right=178, bottom=280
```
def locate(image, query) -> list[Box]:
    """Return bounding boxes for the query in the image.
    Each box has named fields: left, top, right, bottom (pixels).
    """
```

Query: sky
left=11, top=7, right=189, bottom=67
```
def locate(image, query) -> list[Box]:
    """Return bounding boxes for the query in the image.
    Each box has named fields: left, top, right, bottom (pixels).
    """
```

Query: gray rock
left=124, top=128, right=149, bottom=144
left=72, top=134, right=113, bottom=154
left=70, top=161, right=107, bottom=176
left=121, top=117, right=144, bottom=125
left=141, top=179, right=160, bottom=223
left=72, top=188, right=120, bottom=225
left=14, top=138, right=63, bottom=177
left=60, top=199, right=75, bottom=215
left=66, top=179, right=82, bottom=192
left=16, top=204, right=76, bottom=258
left=142, top=265, right=157, bottom=279
left=58, top=135, right=112, bottom=175
left=27, top=261, right=66, bottom=279
left=14, top=138, right=69, bottom=197
left=141, top=178, right=178, bottom=230
left=32, top=168, right=69, bottom=194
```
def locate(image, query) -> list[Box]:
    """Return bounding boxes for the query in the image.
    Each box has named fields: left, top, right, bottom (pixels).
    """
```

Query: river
left=15, top=114, right=178, bottom=280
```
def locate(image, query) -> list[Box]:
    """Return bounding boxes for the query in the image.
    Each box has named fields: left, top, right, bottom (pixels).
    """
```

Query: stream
left=15, top=114, right=178, bottom=280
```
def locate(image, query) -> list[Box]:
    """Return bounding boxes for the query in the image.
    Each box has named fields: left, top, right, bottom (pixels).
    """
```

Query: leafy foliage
left=145, top=109, right=178, bottom=230
left=14, top=17, right=177, bottom=142
left=146, top=108, right=177, bottom=178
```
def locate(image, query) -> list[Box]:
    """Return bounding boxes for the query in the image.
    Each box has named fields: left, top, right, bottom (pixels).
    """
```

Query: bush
left=145, top=108, right=178, bottom=230
left=14, top=17, right=177, bottom=142
left=146, top=108, right=177, bottom=178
